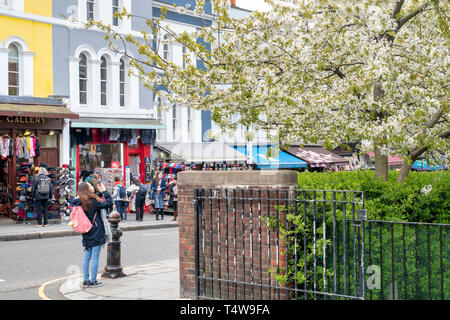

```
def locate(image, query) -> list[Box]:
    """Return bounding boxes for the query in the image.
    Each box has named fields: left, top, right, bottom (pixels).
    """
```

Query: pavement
left=57, top=259, right=183, bottom=300
left=0, top=212, right=178, bottom=241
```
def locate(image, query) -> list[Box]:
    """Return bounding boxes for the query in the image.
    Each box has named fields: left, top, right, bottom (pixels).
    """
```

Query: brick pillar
left=178, top=171, right=298, bottom=299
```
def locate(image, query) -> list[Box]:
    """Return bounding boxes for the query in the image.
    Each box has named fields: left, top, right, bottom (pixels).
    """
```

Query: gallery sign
left=0, top=116, right=46, bottom=124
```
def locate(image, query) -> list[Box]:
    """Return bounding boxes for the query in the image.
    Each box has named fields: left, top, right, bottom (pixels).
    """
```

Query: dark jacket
left=150, top=178, right=167, bottom=198
left=72, top=191, right=113, bottom=248
left=31, top=174, right=53, bottom=201
left=136, top=183, right=149, bottom=200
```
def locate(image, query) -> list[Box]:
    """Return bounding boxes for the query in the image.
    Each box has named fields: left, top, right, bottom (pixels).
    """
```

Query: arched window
left=119, top=58, right=126, bottom=107
left=163, top=34, right=170, bottom=62
left=86, top=0, right=95, bottom=20
left=112, top=0, right=119, bottom=26
left=100, top=56, right=108, bottom=106
left=8, top=44, right=20, bottom=96
left=79, top=53, right=88, bottom=104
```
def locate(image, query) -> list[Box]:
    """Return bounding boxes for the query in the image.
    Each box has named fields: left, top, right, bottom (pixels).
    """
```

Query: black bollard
left=102, top=211, right=126, bottom=279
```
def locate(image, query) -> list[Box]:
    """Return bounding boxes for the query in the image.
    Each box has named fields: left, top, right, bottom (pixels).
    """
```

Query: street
left=0, top=227, right=179, bottom=300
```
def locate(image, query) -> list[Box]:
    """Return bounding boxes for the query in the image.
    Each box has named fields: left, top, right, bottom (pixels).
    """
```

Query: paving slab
left=59, top=259, right=182, bottom=300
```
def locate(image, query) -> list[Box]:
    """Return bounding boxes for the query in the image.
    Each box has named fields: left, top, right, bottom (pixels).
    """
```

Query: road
left=0, top=227, right=179, bottom=300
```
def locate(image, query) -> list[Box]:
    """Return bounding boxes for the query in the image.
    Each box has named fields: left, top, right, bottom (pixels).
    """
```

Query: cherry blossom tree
left=87, top=0, right=449, bottom=182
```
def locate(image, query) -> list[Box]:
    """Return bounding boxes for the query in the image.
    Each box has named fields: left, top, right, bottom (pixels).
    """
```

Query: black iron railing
left=193, top=188, right=449, bottom=300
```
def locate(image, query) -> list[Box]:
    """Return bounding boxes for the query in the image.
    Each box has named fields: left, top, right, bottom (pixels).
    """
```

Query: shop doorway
left=129, top=154, right=141, bottom=181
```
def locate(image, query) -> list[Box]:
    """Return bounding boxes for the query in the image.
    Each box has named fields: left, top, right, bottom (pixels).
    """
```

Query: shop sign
left=0, top=116, right=46, bottom=124
left=111, top=161, right=121, bottom=169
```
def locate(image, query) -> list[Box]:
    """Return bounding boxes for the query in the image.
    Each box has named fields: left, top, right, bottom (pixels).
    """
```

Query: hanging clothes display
left=109, top=129, right=120, bottom=141
left=129, top=129, right=139, bottom=146
left=140, top=129, right=156, bottom=145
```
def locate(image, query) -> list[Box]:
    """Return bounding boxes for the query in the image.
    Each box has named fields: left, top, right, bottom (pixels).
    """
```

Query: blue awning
left=411, top=159, right=446, bottom=171
left=233, top=145, right=307, bottom=169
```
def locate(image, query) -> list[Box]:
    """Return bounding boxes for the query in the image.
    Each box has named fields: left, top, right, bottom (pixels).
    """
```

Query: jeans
left=122, top=201, right=128, bottom=220
left=154, top=192, right=164, bottom=209
left=83, top=245, right=102, bottom=282
left=35, top=199, right=48, bottom=225
left=115, top=201, right=124, bottom=220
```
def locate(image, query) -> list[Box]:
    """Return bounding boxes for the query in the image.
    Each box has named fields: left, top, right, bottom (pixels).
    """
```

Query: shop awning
left=366, top=152, right=403, bottom=165
left=0, top=103, right=79, bottom=119
left=412, top=159, right=446, bottom=171
left=286, top=146, right=349, bottom=167
left=234, top=145, right=307, bottom=169
left=71, top=117, right=165, bottom=129
left=158, top=142, right=247, bottom=163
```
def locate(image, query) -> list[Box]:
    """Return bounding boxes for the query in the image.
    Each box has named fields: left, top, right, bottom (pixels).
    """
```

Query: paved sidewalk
left=0, top=214, right=178, bottom=241
left=59, top=259, right=183, bottom=300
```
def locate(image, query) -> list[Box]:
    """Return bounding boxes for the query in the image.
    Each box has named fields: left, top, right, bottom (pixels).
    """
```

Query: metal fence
left=193, top=188, right=449, bottom=300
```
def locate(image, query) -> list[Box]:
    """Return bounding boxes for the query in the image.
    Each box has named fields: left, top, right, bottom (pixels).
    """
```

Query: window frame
left=79, top=53, right=88, bottom=105
left=119, top=58, right=126, bottom=107
left=0, top=0, right=10, bottom=9
left=8, top=43, right=20, bottom=96
left=172, top=104, right=177, bottom=141
left=187, top=106, right=192, bottom=138
left=112, top=0, right=120, bottom=26
left=182, top=45, right=188, bottom=69
left=86, top=0, right=95, bottom=20
left=100, top=56, right=108, bottom=106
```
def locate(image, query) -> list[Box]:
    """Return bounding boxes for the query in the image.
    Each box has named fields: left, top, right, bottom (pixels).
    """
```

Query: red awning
left=366, top=152, right=403, bottom=165
left=286, top=146, right=349, bottom=167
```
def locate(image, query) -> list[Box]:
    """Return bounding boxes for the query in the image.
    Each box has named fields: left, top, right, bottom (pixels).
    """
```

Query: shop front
left=0, top=98, right=79, bottom=219
left=70, top=118, right=165, bottom=193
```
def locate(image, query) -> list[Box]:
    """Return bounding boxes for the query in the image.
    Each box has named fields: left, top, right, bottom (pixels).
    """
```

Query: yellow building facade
left=0, top=0, right=53, bottom=97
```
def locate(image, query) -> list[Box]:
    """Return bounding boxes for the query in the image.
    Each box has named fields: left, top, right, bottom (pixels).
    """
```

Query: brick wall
left=178, top=171, right=298, bottom=300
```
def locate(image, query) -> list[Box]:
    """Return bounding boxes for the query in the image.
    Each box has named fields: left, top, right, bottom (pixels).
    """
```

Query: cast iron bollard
left=102, top=211, right=126, bottom=279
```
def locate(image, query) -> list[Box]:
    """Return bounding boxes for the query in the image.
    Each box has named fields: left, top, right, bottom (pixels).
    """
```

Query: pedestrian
left=134, top=177, right=148, bottom=222
left=168, top=177, right=178, bottom=221
left=93, top=169, right=103, bottom=182
left=72, top=182, right=112, bottom=288
left=112, top=176, right=126, bottom=221
left=31, top=167, right=53, bottom=227
left=151, top=171, right=167, bottom=221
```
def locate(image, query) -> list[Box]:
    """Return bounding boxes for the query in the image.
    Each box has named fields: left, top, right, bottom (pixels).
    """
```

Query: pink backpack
left=69, top=206, right=96, bottom=234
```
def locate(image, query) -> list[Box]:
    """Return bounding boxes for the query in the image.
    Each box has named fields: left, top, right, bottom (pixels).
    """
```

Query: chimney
left=230, top=0, right=237, bottom=6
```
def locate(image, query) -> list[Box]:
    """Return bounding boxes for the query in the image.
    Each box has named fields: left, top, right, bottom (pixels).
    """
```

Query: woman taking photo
left=151, top=171, right=167, bottom=221
left=73, top=182, right=112, bottom=288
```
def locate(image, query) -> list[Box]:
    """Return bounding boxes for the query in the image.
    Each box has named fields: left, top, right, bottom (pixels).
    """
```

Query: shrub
left=297, top=170, right=450, bottom=223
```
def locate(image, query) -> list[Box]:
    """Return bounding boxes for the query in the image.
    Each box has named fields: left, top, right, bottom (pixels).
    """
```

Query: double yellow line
left=38, top=263, right=157, bottom=300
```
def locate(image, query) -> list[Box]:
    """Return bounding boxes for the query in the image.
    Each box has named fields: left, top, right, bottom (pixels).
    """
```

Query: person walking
left=72, top=182, right=112, bottom=288
left=168, top=177, right=178, bottom=221
left=151, top=171, right=167, bottom=221
left=31, top=167, right=53, bottom=227
left=134, top=178, right=148, bottom=222
left=112, top=176, right=126, bottom=221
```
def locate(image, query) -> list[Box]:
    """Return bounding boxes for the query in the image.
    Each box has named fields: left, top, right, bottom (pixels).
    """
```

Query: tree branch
left=396, top=1, right=433, bottom=31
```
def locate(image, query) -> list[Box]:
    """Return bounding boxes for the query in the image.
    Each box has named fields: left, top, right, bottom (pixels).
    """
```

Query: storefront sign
left=0, top=116, right=46, bottom=124
left=111, top=161, right=121, bottom=169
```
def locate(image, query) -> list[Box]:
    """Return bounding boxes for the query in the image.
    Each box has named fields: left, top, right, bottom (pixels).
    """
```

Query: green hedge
left=297, top=170, right=450, bottom=223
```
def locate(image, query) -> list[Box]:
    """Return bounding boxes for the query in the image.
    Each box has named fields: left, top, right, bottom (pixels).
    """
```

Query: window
left=163, top=34, right=170, bottom=61
left=156, top=95, right=163, bottom=140
left=40, top=134, right=58, bottom=148
left=0, top=0, right=10, bottom=8
left=87, top=0, right=95, bottom=20
left=100, top=56, right=108, bottom=106
left=187, top=106, right=192, bottom=138
left=8, top=44, right=19, bottom=96
left=172, top=104, right=177, bottom=140
left=79, top=53, right=88, bottom=105
left=112, top=0, right=119, bottom=26
left=79, top=143, right=122, bottom=171
left=120, top=58, right=125, bottom=107
left=182, top=46, right=188, bottom=69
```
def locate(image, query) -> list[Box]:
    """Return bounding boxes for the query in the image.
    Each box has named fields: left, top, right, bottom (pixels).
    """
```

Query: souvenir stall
left=70, top=124, right=159, bottom=194
left=0, top=98, right=78, bottom=221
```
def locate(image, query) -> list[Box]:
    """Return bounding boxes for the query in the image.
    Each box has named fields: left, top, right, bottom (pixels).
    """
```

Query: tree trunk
left=397, top=157, right=416, bottom=183
left=374, top=148, right=388, bottom=181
